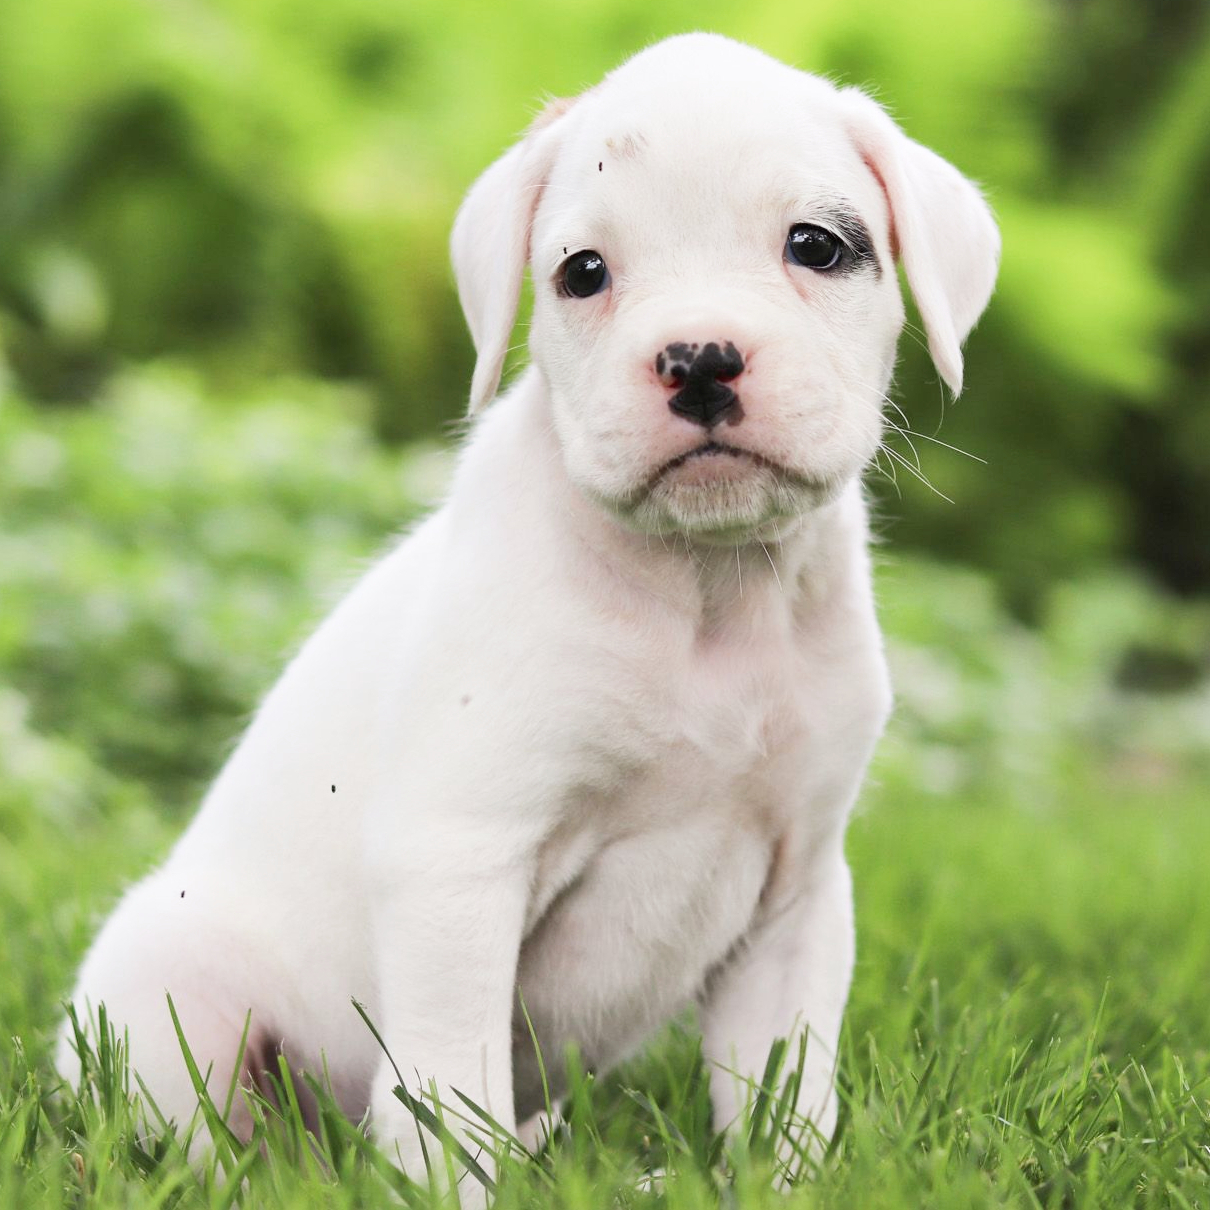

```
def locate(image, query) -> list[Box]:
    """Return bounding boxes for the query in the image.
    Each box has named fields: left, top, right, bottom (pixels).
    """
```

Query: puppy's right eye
left=559, top=251, right=610, bottom=298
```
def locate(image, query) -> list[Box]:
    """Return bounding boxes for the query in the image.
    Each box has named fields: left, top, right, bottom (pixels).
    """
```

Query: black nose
left=655, top=340, right=744, bottom=427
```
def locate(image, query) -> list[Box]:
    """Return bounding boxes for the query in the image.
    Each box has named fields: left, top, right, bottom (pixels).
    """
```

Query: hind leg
left=58, top=877, right=269, bottom=1149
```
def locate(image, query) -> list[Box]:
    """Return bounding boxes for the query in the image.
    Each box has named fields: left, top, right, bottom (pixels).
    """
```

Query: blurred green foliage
left=0, top=367, right=452, bottom=813
left=1, top=0, right=1208, bottom=611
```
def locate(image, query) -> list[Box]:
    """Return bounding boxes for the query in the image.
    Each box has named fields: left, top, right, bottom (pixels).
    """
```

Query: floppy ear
left=451, top=100, right=575, bottom=413
left=842, top=90, right=1000, bottom=395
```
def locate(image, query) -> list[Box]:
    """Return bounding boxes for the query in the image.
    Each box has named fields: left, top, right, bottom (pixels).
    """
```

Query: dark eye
left=560, top=251, right=610, bottom=298
left=785, top=224, right=844, bottom=271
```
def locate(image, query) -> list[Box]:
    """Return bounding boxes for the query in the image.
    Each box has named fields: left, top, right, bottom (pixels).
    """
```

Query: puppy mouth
left=604, top=438, right=840, bottom=539
left=649, top=440, right=781, bottom=486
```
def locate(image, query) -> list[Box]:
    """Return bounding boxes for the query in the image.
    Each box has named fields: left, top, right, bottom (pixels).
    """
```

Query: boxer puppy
left=61, top=31, right=998, bottom=1186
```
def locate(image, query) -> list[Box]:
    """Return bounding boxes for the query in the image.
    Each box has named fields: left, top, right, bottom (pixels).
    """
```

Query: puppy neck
left=462, top=370, right=873, bottom=637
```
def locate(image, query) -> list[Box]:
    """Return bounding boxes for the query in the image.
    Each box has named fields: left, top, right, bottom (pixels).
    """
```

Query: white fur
left=59, top=33, right=998, bottom=1185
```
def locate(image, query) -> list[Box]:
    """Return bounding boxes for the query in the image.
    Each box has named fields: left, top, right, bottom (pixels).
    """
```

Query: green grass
left=5, top=770, right=1208, bottom=1208
left=2, top=369, right=1208, bottom=1207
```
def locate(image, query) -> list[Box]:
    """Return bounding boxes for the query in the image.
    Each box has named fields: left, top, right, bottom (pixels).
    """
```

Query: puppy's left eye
left=785, top=224, right=844, bottom=271
left=559, top=251, right=611, bottom=298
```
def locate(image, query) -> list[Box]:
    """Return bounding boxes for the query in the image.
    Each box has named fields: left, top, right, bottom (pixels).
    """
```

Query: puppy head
left=452, top=34, right=999, bottom=542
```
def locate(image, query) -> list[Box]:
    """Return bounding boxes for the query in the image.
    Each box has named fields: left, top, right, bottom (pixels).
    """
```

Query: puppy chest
left=509, top=604, right=888, bottom=1090
left=516, top=810, right=773, bottom=1075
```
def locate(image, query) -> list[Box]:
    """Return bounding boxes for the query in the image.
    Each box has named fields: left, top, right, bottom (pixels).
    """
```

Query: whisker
left=881, top=445, right=954, bottom=503
left=893, top=428, right=986, bottom=464
left=882, top=398, right=913, bottom=433
left=882, top=419, right=925, bottom=473
left=759, top=540, right=784, bottom=592
left=871, top=448, right=901, bottom=496
left=898, top=319, right=932, bottom=359
left=882, top=410, right=986, bottom=466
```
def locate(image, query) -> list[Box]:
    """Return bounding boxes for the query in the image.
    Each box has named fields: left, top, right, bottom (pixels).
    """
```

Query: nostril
left=654, top=340, right=744, bottom=390
left=654, top=347, right=691, bottom=389
left=710, top=340, right=745, bottom=383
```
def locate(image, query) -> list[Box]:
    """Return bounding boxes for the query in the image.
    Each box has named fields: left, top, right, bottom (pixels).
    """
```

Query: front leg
left=367, top=846, right=531, bottom=1191
left=699, top=845, right=855, bottom=1161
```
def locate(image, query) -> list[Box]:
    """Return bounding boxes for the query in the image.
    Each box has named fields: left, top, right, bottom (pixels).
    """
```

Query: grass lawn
left=2, top=370, right=1207, bottom=1207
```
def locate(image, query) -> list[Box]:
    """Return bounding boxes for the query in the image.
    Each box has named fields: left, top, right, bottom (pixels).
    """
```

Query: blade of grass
left=165, top=993, right=243, bottom=1175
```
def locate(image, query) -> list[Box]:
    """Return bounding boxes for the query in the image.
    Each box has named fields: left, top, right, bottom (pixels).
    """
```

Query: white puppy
left=60, top=32, right=998, bottom=1182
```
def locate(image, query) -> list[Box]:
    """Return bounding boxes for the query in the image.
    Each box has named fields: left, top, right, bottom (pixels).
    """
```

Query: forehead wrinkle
left=537, top=113, right=887, bottom=275
left=603, top=130, right=648, bottom=162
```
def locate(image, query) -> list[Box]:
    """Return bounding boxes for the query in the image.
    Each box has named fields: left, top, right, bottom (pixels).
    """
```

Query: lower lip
left=662, top=446, right=751, bottom=484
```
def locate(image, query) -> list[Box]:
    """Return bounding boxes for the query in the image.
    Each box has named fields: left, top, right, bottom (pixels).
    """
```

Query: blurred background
left=1, top=0, right=1207, bottom=827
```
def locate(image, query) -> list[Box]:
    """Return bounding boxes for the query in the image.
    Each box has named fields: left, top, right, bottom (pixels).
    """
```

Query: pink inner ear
left=854, top=148, right=902, bottom=261
left=842, top=88, right=999, bottom=398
